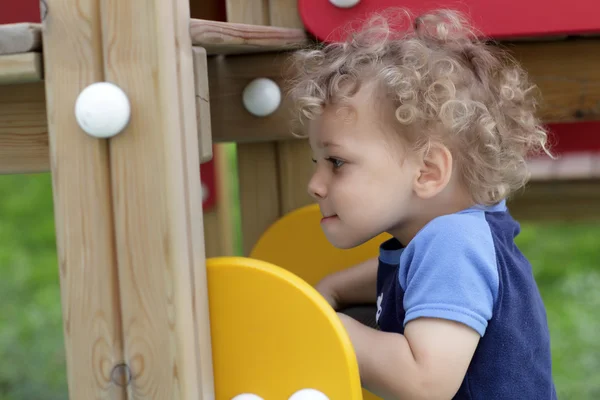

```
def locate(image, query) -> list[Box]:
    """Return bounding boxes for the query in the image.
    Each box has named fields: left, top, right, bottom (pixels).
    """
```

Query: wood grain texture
left=173, top=0, right=216, bottom=398
left=225, top=0, right=284, bottom=256
left=40, top=0, right=125, bottom=398
left=268, top=0, right=317, bottom=215
left=99, top=0, right=211, bottom=397
left=0, top=23, right=41, bottom=55
left=237, top=141, right=282, bottom=254
left=190, top=18, right=307, bottom=54
left=0, top=82, right=48, bottom=174
left=193, top=47, right=213, bottom=162
left=3, top=37, right=598, bottom=166
left=207, top=51, right=297, bottom=143
left=0, top=52, right=43, bottom=84
left=507, top=38, right=600, bottom=122
left=508, top=179, right=600, bottom=220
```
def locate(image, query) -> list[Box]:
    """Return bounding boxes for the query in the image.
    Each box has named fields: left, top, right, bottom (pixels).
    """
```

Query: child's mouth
left=320, top=214, right=338, bottom=223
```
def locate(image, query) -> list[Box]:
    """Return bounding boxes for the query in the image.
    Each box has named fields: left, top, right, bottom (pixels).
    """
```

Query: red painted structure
left=299, top=0, right=600, bottom=43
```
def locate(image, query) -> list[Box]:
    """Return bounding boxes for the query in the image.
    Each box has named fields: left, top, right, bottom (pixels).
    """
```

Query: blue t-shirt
left=375, top=200, right=557, bottom=399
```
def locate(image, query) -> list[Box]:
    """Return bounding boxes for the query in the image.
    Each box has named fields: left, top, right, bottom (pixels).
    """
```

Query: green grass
left=1, top=170, right=598, bottom=399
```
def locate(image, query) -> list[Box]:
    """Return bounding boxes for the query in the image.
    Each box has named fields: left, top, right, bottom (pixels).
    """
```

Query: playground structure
left=0, top=0, right=600, bottom=399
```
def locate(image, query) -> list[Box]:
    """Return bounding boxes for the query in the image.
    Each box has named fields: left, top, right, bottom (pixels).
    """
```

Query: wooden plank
left=268, top=0, right=318, bottom=215
left=190, top=18, right=308, bottom=55
left=0, top=82, right=48, bottom=174
left=226, top=0, right=284, bottom=256
left=193, top=47, right=213, bottom=162
left=509, top=38, right=600, bottom=122
left=0, top=23, right=41, bottom=55
left=40, top=1, right=125, bottom=399
left=0, top=19, right=307, bottom=57
left=206, top=51, right=296, bottom=143
left=225, top=0, right=270, bottom=30
left=99, top=0, right=212, bottom=397
left=173, top=0, right=216, bottom=397
left=237, top=141, right=282, bottom=254
left=0, top=52, right=42, bottom=84
left=3, top=38, right=600, bottom=173
left=508, top=179, right=600, bottom=221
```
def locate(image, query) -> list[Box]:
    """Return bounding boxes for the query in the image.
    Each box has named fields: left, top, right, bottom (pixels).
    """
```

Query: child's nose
left=307, top=173, right=327, bottom=200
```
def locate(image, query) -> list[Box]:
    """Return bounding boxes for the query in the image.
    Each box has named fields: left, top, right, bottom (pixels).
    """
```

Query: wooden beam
left=508, top=179, right=600, bottom=221
left=193, top=47, right=213, bottom=162
left=2, top=38, right=600, bottom=173
left=0, top=82, right=48, bottom=174
left=0, top=52, right=42, bottom=84
left=40, top=1, right=125, bottom=398
left=507, top=38, right=600, bottom=122
left=99, top=0, right=213, bottom=397
left=0, top=23, right=42, bottom=55
left=0, top=19, right=308, bottom=57
left=190, top=18, right=308, bottom=55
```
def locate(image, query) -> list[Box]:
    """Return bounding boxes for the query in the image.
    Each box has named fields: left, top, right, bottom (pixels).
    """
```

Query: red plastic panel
left=298, top=0, right=600, bottom=43
left=546, top=122, right=600, bottom=154
left=200, top=150, right=217, bottom=211
left=0, top=0, right=41, bottom=24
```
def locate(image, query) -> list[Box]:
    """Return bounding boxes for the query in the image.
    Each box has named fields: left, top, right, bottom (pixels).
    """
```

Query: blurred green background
left=1, top=146, right=599, bottom=399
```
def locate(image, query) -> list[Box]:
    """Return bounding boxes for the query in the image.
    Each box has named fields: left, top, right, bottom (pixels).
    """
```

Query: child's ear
left=413, top=142, right=453, bottom=199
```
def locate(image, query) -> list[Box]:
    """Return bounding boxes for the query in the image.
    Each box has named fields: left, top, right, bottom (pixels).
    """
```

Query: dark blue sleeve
left=400, top=213, right=499, bottom=336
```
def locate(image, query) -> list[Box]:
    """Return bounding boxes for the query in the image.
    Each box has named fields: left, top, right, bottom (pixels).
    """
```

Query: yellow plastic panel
left=250, top=203, right=391, bottom=287
left=207, top=256, right=363, bottom=400
left=250, top=203, right=390, bottom=400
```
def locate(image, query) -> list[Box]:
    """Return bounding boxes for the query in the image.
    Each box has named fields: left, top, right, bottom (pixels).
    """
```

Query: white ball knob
left=242, top=78, right=281, bottom=117
left=231, top=394, right=264, bottom=400
left=75, top=82, right=131, bottom=138
left=329, top=0, right=360, bottom=8
left=288, top=388, right=330, bottom=400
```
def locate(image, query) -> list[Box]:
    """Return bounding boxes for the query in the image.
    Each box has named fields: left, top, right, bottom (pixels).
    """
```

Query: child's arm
left=339, top=215, right=498, bottom=399
left=314, top=256, right=378, bottom=310
left=338, top=314, right=479, bottom=399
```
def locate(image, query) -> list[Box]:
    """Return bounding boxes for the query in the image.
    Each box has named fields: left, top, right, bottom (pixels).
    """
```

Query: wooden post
left=226, top=0, right=283, bottom=255
left=98, top=0, right=214, bottom=397
left=41, top=0, right=215, bottom=398
left=41, top=0, right=125, bottom=398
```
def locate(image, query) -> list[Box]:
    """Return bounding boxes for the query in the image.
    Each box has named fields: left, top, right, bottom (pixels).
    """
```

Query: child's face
left=307, top=89, right=420, bottom=249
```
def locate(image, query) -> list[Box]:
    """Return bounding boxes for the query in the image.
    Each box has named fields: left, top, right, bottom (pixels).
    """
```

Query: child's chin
left=324, top=232, right=367, bottom=250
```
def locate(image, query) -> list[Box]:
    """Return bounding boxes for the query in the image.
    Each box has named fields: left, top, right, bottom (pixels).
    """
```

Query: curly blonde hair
left=286, top=8, right=552, bottom=205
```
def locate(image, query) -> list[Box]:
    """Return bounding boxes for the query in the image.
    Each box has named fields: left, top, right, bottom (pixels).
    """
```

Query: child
left=287, top=8, right=557, bottom=400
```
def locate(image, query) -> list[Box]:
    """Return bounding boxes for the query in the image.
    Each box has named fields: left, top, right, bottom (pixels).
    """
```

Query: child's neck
left=390, top=187, right=475, bottom=246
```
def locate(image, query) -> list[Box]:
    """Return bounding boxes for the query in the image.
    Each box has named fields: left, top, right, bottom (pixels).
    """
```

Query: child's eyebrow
left=322, top=141, right=343, bottom=148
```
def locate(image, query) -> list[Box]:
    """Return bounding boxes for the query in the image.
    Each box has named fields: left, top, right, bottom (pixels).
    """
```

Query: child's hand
left=314, top=279, right=341, bottom=310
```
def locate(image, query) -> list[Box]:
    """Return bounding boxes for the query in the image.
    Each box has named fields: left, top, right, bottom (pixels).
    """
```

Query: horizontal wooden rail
left=0, top=52, right=42, bottom=84
left=190, top=19, right=308, bottom=55
left=1, top=20, right=599, bottom=179
left=0, top=19, right=308, bottom=57
left=0, top=23, right=41, bottom=55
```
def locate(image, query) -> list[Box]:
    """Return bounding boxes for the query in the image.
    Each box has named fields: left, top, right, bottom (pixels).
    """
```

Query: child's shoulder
left=410, top=201, right=508, bottom=251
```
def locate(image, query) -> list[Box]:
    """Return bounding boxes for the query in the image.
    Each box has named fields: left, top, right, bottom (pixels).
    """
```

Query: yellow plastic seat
left=207, top=256, right=363, bottom=400
left=250, top=202, right=390, bottom=288
left=249, top=203, right=391, bottom=400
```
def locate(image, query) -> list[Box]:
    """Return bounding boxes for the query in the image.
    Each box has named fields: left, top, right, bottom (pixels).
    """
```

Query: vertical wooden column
left=41, top=0, right=125, bottom=398
left=191, top=0, right=236, bottom=257
left=269, top=2, right=315, bottom=215
left=226, top=0, right=283, bottom=255
left=99, top=0, right=215, bottom=397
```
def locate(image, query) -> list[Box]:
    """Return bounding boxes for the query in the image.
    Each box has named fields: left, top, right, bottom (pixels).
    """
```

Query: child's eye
left=327, top=157, right=345, bottom=168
